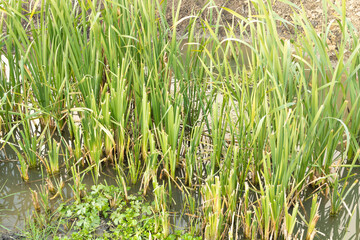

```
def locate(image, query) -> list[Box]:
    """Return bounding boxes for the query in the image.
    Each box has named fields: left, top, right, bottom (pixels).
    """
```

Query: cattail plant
left=141, top=131, right=159, bottom=196
left=16, top=116, right=42, bottom=169
left=329, top=147, right=360, bottom=215
left=283, top=201, right=299, bottom=240
left=101, top=91, right=114, bottom=159
left=209, top=103, right=227, bottom=176
left=44, top=137, right=61, bottom=175
left=17, top=154, right=30, bottom=182
left=152, top=179, right=169, bottom=236
left=68, top=114, right=83, bottom=165
left=164, top=105, right=183, bottom=178
left=156, top=103, right=184, bottom=178
left=37, top=185, right=51, bottom=213
left=126, top=139, right=142, bottom=185
left=110, top=69, right=130, bottom=167
left=30, top=189, right=41, bottom=213
left=83, top=99, right=103, bottom=182
left=185, top=124, right=203, bottom=187
left=70, top=165, right=86, bottom=203
left=242, top=183, right=252, bottom=239
left=306, top=194, right=320, bottom=240
left=203, top=176, right=224, bottom=239
left=46, top=178, right=56, bottom=196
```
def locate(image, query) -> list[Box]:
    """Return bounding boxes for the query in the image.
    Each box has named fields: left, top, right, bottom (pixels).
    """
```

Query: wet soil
left=0, top=232, right=23, bottom=240
left=166, top=0, right=360, bottom=62
left=166, top=0, right=360, bottom=37
left=3, top=1, right=360, bottom=39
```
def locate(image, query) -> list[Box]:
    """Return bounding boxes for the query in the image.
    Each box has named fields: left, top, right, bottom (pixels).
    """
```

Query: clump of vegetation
left=23, top=183, right=201, bottom=239
left=56, top=184, right=200, bottom=239
left=0, top=0, right=360, bottom=239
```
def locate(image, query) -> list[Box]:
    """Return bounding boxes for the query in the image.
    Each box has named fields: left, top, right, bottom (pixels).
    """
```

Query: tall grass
left=1, top=0, right=360, bottom=238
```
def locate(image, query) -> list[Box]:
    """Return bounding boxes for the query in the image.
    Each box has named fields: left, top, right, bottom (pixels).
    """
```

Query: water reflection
left=300, top=167, right=360, bottom=240
left=0, top=160, right=41, bottom=231
left=0, top=143, right=118, bottom=232
left=1, top=136, right=359, bottom=239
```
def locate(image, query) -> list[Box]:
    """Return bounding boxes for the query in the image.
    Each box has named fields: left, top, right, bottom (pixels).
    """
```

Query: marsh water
left=0, top=142, right=192, bottom=234
left=0, top=140, right=359, bottom=239
left=301, top=168, right=360, bottom=240
left=0, top=144, right=115, bottom=232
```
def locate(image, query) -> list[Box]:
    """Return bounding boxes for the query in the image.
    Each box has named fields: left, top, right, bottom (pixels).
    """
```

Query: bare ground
left=166, top=0, right=360, bottom=53
left=164, top=0, right=360, bottom=60
left=167, top=0, right=360, bottom=34
left=2, top=0, right=359, bottom=54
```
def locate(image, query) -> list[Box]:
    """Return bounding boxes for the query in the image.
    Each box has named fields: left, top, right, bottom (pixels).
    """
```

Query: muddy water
left=0, top=143, right=191, bottom=234
left=298, top=167, right=360, bottom=240
left=0, top=145, right=118, bottom=232
left=0, top=126, right=359, bottom=238
left=1, top=162, right=360, bottom=239
left=1, top=141, right=359, bottom=240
